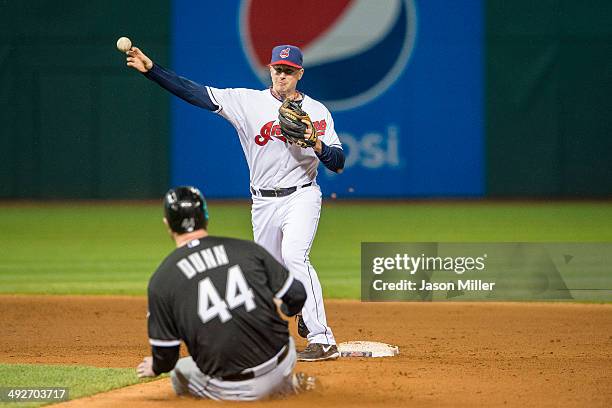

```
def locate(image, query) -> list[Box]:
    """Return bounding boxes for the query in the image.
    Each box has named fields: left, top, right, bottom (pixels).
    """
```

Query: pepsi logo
left=240, top=0, right=418, bottom=111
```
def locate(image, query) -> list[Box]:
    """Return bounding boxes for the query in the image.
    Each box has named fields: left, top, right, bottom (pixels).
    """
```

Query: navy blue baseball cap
left=269, top=45, right=303, bottom=69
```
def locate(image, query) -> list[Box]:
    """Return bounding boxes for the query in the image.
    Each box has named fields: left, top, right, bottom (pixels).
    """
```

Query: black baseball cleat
left=297, top=343, right=339, bottom=362
left=296, top=314, right=310, bottom=338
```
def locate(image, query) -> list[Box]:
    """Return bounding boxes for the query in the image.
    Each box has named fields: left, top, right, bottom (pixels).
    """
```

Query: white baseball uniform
left=206, top=87, right=341, bottom=345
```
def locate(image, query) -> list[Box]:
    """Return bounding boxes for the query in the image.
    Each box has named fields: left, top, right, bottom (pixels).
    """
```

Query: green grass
left=0, top=364, right=154, bottom=407
left=1, top=201, right=612, bottom=298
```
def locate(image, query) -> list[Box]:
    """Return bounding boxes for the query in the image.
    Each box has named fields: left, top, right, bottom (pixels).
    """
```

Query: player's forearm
left=143, top=63, right=218, bottom=111
left=316, top=142, right=345, bottom=173
left=151, top=345, right=180, bottom=375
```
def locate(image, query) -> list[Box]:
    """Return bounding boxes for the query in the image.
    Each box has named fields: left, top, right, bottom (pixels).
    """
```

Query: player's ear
left=297, top=68, right=304, bottom=80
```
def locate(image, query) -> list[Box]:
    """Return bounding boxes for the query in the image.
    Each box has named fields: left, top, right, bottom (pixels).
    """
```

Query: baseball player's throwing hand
left=126, top=47, right=153, bottom=73
left=136, top=356, right=156, bottom=378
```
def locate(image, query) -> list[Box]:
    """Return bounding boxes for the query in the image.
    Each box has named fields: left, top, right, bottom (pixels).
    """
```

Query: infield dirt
left=1, top=295, right=610, bottom=407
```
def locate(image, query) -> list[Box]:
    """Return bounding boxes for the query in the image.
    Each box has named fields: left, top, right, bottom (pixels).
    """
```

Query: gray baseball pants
left=170, top=337, right=297, bottom=401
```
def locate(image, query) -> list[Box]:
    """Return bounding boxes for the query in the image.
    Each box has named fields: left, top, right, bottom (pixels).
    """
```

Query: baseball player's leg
left=233, top=337, right=298, bottom=399
left=251, top=196, right=283, bottom=262
left=170, top=357, right=213, bottom=398
left=171, top=343, right=310, bottom=401
left=205, top=339, right=299, bottom=400
left=281, top=186, right=336, bottom=346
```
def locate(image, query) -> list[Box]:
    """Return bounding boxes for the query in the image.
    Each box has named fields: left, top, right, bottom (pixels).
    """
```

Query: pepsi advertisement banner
left=171, top=0, right=483, bottom=198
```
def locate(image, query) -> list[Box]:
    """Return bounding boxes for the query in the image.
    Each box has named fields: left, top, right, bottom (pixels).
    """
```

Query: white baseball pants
left=251, top=184, right=336, bottom=345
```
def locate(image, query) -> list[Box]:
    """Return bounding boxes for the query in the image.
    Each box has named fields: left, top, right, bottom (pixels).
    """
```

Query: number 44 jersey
left=147, top=236, right=297, bottom=378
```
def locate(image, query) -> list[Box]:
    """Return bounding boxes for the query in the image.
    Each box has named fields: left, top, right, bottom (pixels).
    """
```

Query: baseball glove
left=278, top=99, right=317, bottom=148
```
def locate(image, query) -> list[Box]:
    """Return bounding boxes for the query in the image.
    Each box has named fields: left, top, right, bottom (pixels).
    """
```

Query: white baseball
left=116, top=37, right=132, bottom=53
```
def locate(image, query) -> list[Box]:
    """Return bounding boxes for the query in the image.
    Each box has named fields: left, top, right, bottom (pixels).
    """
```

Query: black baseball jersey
left=147, top=236, right=297, bottom=378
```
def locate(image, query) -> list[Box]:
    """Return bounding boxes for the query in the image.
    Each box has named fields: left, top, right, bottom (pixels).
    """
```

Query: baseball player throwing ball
left=136, top=186, right=316, bottom=400
left=126, top=44, right=344, bottom=361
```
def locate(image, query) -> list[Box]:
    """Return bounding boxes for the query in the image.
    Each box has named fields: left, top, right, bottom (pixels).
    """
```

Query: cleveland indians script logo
left=254, top=120, right=327, bottom=146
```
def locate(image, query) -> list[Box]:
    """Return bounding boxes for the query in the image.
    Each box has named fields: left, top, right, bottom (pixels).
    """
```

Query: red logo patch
left=313, top=119, right=327, bottom=136
left=254, top=121, right=287, bottom=146
left=280, top=47, right=290, bottom=59
left=254, top=119, right=327, bottom=146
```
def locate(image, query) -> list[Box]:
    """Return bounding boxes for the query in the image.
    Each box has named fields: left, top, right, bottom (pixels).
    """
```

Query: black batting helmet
left=163, top=186, right=209, bottom=234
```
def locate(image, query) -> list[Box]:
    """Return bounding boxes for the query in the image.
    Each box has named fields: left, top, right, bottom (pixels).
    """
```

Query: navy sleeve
left=143, top=63, right=218, bottom=111
left=316, top=142, right=345, bottom=173
left=151, top=345, right=180, bottom=375
left=279, top=280, right=306, bottom=317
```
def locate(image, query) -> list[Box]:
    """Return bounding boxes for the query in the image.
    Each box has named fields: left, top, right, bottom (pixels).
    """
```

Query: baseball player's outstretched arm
left=143, top=64, right=219, bottom=110
left=126, top=47, right=218, bottom=111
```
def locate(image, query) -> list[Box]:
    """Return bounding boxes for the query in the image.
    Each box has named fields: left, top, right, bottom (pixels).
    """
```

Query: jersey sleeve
left=255, top=245, right=294, bottom=298
left=147, top=286, right=181, bottom=347
left=144, top=63, right=217, bottom=111
left=205, top=87, right=248, bottom=130
left=316, top=142, right=345, bottom=173
left=319, top=108, right=342, bottom=149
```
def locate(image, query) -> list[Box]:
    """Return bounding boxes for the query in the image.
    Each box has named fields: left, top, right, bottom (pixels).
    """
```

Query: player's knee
left=170, top=369, right=189, bottom=395
left=281, top=248, right=307, bottom=271
left=170, top=358, right=192, bottom=396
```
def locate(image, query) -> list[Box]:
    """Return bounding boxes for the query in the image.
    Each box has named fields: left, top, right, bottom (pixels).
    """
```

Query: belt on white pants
left=250, top=182, right=312, bottom=198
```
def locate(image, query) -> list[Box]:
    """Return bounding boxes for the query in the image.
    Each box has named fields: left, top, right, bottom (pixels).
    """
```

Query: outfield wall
left=0, top=0, right=170, bottom=199
left=486, top=0, right=612, bottom=197
left=1, top=1, right=611, bottom=199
